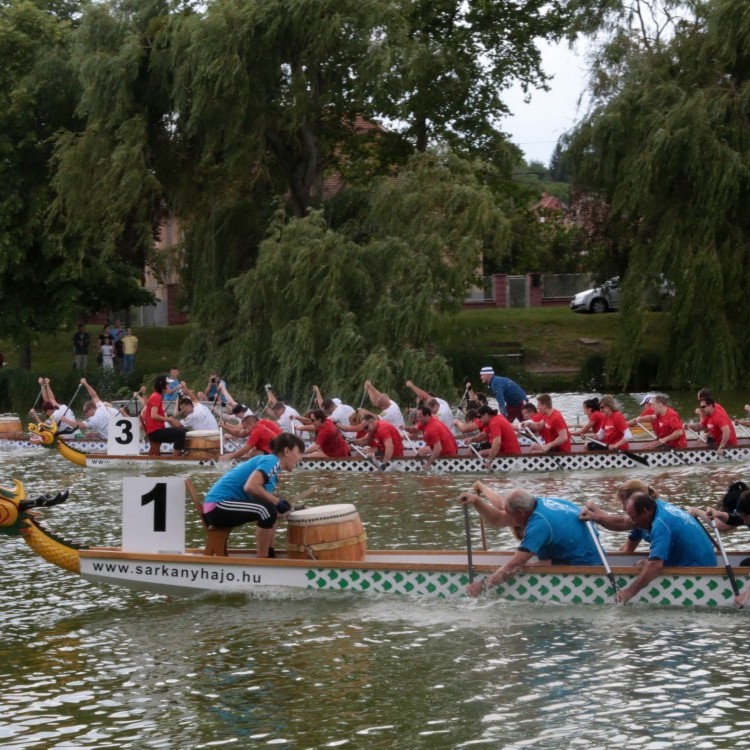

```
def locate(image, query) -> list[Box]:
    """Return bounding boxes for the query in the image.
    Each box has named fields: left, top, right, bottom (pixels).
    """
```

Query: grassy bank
left=0, top=309, right=668, bottom=413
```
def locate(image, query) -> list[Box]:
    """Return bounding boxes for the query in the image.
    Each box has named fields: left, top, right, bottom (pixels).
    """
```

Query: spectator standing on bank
left=72, top=325, right=90, bottom=371
left=121, top=328, right=139, bottom=373
left=100, top=336, right=115, bottom=370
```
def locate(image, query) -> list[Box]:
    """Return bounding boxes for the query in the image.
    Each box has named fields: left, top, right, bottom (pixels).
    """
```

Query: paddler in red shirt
left=466, top=405, right=521, bottom=469
left=526, top=394, right=571, bottom=453
left=642, top=395, right=687, bottom=450
left=297, top=409, right=351, bottom=458
left=688, top=396, right=737, bottom=456
left=358, top=413, right=404, bottom=466
left=410, top=406, right=458, bottom=470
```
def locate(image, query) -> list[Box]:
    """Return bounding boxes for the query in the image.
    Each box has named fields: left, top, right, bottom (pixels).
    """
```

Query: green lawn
left=0, top=308, right=668, bottom=412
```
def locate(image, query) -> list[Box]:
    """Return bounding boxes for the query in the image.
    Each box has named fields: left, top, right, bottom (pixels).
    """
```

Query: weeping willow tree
left=569, top=0, right=750, bottom=388
left=219, top=152, right=511, bottom=404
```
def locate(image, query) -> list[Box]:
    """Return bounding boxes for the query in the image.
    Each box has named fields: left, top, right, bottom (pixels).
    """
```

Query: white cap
left=242, top=409, right=256, bottom=420
left=639, top=394, right=656, bottom=406
left=332, top=398, right=342, bottom=405
left=480, top=366, right=494, bottom=376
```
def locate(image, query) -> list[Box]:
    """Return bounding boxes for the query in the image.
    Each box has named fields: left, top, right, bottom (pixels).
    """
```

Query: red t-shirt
left=316, top=419, right=350, bottom=457
left=484, top=414, right=520, bottom=455
left=245, top=422, right=279, bottom=454
left=541, top=409, right=571, bottom=452
left=654, top=407, right=687, bottom=449
left=589, top=410, right=605, bottom=433
left=602, top=411, right=629, bottom=449
left=259, top=418, right=282, bottom=436
left=700, top=404, right=737, bottom=446
left=144, top=392, right=165, bottom=435
left=372, top=421, right=404, bottom=457
left=422, top=417, right=458, bottom=456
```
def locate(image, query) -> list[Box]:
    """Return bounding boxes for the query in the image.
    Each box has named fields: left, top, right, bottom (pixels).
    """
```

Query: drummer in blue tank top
left=616, top=493, right=716, bottom=604
left=466, top=489, right=600, bottom=597
left=202, top=433, right=305, bottom=558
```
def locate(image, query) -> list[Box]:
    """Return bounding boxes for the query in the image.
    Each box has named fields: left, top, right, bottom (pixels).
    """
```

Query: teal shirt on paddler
left=627, top=499, right=715, bottom=567
left=203, top=454, right=280, bottom=512
left=518, top=497, right=601, bottom=566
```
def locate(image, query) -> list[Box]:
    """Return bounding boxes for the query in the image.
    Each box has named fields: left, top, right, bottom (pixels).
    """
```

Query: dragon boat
left=29, top=419, right=750, bottom=473
left=1, top=477, right=749, bottom=608
left=0, top=415, right=147, bottom=453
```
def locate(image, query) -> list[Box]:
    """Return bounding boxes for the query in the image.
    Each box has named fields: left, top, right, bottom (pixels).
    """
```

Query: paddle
left=463, top=504, right=475, bottom=584
left=585, top=520, right=619, bottom=600
left=523, top=425, right=564, bottom=470
left=399, top=428, right=419, bottom=456
left=467, top=440, right=493, bottom=472
left=586, top=437, right=650, bottom=467
left=29, top=385, right=43, bottom=415
left=710, top=518, right=742, bottom=604
left=637, top=421, right=690, bottom=465
left=453, top=385, right=470, bottom=419
left=348, top=440, right=384, bottom=470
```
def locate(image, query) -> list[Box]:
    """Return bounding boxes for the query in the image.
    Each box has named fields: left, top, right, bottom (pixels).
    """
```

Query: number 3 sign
left=122, top=477, right=185, bottom=553
left=107, top=416, right=141, bottom=456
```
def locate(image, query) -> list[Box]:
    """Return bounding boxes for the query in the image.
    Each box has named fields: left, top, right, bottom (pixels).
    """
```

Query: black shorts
left=203, top=496, right=278, bottom=529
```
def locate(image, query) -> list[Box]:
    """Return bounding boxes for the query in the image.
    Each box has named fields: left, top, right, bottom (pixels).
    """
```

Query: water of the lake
left=2, top=392, right=750, bottom=748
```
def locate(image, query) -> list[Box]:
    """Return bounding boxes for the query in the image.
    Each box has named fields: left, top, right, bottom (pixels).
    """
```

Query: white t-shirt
left=330, top=403, right=355, bottom=426
left=380, top=401, right=405, bottom=428
left=83, top=403, right=121, bottom=438
left=182, top=403, right=219, bottom=432
left=51, top=404, right=77, bottom=436
left=277, top=405, right=301, bottom=433
left=434, top=398, right=455, bottom=431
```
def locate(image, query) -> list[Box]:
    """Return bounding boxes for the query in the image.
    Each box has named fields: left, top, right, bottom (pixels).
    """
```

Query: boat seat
left=147, top=441, right=162, bottom=456
left=185, top=478, right=230, bottom=556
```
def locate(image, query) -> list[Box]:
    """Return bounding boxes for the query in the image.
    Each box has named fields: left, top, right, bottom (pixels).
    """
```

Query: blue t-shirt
left=627, top=499, right=715, bottom=566
left=488, top=376, right=527, bottom=415
left=204, top=454, right=280, bottom=505
left=519, top=497, right=601, bottom=565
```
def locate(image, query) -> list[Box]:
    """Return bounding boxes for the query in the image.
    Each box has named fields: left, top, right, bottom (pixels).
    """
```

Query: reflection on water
left=2, top=437, right=750, bottom=747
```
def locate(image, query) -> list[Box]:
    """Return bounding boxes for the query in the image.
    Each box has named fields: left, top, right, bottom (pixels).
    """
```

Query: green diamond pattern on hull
left=298, top=566, right=749, bottom=608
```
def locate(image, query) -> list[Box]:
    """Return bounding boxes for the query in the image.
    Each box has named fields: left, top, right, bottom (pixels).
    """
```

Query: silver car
left=570, top=277, right=620, bottom=314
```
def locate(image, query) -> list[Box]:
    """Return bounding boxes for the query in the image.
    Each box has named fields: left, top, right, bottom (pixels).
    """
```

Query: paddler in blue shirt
left=615, top=493, right=716, bottom=604
left=202, top=433, right=305, bottom=558
left=467, top=489, right=600, bottom=597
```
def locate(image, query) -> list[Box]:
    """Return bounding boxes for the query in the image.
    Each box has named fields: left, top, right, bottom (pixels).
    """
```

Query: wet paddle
left=523, top=425, right=564, bottom=470
left=710, top=518, right=742, bottom=604
left=586, top=437, right=650, bottom=467
left=467, top=441, right=493, bottom=472
left=348, top=440, right=384, bottom=471
left=463, top=504, right=475, bottom=584
left=585, top=520, right=619, bottom=600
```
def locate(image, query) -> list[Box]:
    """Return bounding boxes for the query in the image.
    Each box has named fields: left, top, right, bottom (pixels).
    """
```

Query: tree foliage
left=210, top=153, right=512, bottom=403
left=569, top=0, right=750, bottom=388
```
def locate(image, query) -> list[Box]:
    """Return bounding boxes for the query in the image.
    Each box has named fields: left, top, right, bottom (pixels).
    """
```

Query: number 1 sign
left=122, top=477, right=185, bottom=553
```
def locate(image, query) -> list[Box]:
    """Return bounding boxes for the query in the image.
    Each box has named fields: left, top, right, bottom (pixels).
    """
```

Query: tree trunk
left=19, top=342, right=32, bottom=371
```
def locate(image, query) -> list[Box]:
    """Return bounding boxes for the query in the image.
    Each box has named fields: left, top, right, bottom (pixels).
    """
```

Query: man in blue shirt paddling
left=616, top=492, right=716, bottom=604
left=466, top=488, right=600, bottom=597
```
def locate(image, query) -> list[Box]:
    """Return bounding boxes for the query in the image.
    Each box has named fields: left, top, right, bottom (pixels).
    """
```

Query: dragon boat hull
left=2, top=479, right=749, bottom=608
left=77, top=548, right=750, bottom=606
left=38, top=431, right=750, bottom=473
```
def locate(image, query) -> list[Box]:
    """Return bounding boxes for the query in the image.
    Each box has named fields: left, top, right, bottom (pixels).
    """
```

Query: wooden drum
left=0, top=416, right=22, bottom=434
left=286, top=504, right=367, bottom=562
left=185, top=430, right=221, bottom=459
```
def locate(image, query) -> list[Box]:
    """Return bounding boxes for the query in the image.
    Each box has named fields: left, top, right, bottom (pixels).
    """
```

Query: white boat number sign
left=107, top=415, right=141, bottom=455
left=122, top=477, right=185, bottom=554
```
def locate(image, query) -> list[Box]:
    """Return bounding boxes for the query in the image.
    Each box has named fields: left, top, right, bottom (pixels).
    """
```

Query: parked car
left=570, top=277, right=620, bottom=314
left=570, top=275, right=673, bottom=314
